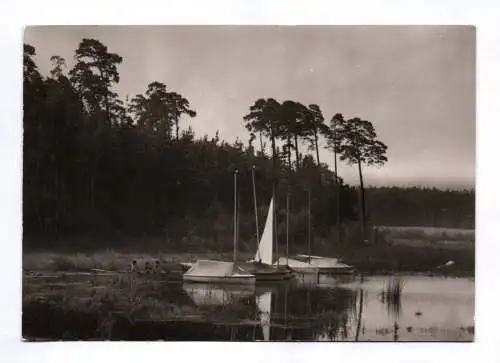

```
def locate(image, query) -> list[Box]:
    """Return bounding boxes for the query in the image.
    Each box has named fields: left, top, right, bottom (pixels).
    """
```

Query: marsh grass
left=23, top=249, right=256, bottom=274
left=23, top=250, right=131, bottom=272
left=379, top=278, right=403, bottom=317
left=22, top=223, right=475, bottom=278
left=338, top=235, right=474, bottom=276
left=22, top=269, right=261, bottom=340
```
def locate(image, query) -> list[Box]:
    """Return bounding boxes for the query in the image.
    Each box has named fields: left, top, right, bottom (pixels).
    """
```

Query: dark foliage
left=23, top=39, right=474, bottom=252
left=23, top=40, right=357, bottom=250
left=365, top=187, right=475, bottom=229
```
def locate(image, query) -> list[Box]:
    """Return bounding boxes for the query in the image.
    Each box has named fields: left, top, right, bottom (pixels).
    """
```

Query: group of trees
left=243, top=98, right=388, bottom=234
left=23, top=37, right=473, bottom=251
left=243, top=99, right=327, bottom=169
left=24, top=39, right=199, bottom=240
left=23, top=38, right=361, bottom=250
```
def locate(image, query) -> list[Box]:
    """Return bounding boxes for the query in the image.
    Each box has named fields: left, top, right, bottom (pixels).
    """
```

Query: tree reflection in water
left=182, top=279, right=359, bottom=341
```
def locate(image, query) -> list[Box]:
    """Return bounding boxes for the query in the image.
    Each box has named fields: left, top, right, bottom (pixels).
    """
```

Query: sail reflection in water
left=23, top=273, right=473, bottom=341
left=180, top=275, right=474, bottom=341
left=182, top=279, right=357, bottom=341
left=256, top=291, right=271, bottom=341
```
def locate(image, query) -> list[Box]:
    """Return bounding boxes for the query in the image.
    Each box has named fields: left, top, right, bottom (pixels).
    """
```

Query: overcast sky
left=24, top=25, right=475, bottom=189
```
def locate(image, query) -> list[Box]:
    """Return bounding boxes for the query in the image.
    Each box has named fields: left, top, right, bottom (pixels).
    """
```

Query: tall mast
left=252, top=165, right=260, bottom=260
left=233, top=169, right=238, bottom=263
left=286, top=192, right=290, bottom=266
left=237, top=173, right=241, bottom=257
left=307, top=189, right=311, bottom=264
left=273, top=186, right=279, bottom=266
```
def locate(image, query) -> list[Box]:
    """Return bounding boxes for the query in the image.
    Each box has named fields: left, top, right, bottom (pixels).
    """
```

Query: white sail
left=256, top=291, right=272, bottom=341
left=254, top=197, right=274, bottom=265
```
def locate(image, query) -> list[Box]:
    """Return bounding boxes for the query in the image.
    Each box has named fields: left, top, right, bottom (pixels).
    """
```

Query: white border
left=2, top=1, right=499, bottom=362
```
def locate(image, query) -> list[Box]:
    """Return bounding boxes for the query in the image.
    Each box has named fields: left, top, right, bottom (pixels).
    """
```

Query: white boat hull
left=182, top=259, right=256, bottom=284
left=291, top=266, right=355, bottom=275
left=276, top=257, right=355, bottom=275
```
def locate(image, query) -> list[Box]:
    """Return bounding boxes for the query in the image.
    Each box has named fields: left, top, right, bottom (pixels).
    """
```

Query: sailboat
left=243, top=197, right=293, bottom=281
left=241, top=166, right=294, bottom=281
left=183, top=170, right=256, bottom=284
left=275, top=190, right=355, bottom=276
left=182, top=259, right=256, bottom=284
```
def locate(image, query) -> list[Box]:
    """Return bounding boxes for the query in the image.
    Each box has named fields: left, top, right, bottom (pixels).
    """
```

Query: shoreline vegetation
left=24, top=225, right=474, bottom=277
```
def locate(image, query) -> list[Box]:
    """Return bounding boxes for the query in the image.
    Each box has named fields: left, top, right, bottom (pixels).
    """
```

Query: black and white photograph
left=21, top=25, right=475, bottom=342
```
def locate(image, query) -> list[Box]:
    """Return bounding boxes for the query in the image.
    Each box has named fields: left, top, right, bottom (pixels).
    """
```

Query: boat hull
left=276, top=257, right=356, bottom=276
left=291, top=267, right=356, bottom=275
left=182, top=274, right=256, bottom=284
left=252, top=271, right=294, bottom=281
left=239, top=262, right=295, bottom=282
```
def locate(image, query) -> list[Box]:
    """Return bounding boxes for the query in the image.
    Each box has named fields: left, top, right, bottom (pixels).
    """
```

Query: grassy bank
left=23, top=225, right=475, bottom=277
left=22, top=272, right=259, bottom=340
left=23, top=249, right=255, bottom=274
left=337, top=243, right=474, bottom=276
left=23, top=245, right=474, bottom=278
left=335, top=226, right=474, bottom=276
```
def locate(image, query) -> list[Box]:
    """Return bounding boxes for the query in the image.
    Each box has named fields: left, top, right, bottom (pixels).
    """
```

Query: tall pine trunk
left=99, top=70, right=111, bottom=127
left=314, top=129, right=320, bottom=165
left=89, top=174, right=95, bottom=210
left=270, top=135, right=277, bottom=170
left=287, top=135, right=292, bottom=169
left=294, top=134, right=300, bottom=168
left=104, top=96, right=111, bottom=127
left=357, top=159, right=366, bottom=235
left=159, top=117, right=166, bottom=137
left=55, top=163, right=60, bottom=235
left=334, top=151, right=341, bottom=245
left=270, top=128, right=279, bottom=263
left=259, top=132, right=264, bottom=155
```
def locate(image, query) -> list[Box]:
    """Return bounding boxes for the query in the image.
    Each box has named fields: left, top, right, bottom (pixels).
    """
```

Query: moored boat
left=276, top=255, right=355, bottom=275
left=272, top=190, right=355, bottom=276
left=183, top=170, right=257, bottom=284
left=183, top=259, right=256, bottom=284
left=244, top=193, right=294, bottom=281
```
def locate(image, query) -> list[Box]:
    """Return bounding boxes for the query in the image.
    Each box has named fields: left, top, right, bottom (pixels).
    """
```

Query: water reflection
left=179, top=275, right=474, bottom=341
left=181, top=278, right=358, bottom=341
left=23, top=273, right=474, bottom=341
left=183, top=283, right=256, bottom=306
left=378, top=278, right=403, bottom=318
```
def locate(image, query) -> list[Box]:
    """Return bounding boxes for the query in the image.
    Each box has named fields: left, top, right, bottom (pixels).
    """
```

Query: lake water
left=22, top=274, right=474, bottom=341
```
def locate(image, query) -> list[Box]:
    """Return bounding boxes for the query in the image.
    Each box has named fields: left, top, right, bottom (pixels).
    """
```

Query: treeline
left=23, top=38, right=473, bottom=251
left=23, top=39, right=359, bottom=250
left=365, top=187, right=475, bottom=229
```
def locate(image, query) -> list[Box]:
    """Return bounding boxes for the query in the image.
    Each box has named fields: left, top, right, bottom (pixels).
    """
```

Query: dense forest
left=23, top=38, right=474, bottom=252
left=366, top=187, right=474, bottom=229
